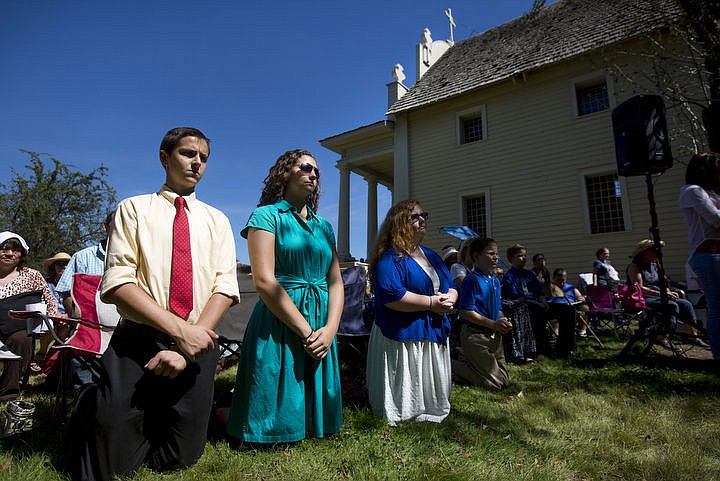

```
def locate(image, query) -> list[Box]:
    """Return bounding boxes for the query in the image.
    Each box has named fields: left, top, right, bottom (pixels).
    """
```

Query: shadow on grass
left=6, top=334, right=718, bottom=480
left=0, top=388, right=76, bottom=479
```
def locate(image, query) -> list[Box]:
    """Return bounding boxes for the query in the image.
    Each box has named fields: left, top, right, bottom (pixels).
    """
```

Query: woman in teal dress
left=227, top=149, right=344, bottom=443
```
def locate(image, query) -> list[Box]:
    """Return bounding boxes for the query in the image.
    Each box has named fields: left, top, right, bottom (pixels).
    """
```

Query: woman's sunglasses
left=298, top=163, right=320, bottom=177
left=409, top=212, right=429, bottom=222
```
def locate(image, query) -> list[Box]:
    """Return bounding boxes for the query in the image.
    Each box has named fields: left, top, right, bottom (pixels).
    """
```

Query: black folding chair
left=337, top=265, right=373, bottom=385
left=9, top=309, right=108, bottom=415
left=215, top=268, right=258, bottom=369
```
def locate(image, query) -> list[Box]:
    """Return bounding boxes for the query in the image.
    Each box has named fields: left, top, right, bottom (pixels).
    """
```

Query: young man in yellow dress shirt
left=74, top=127, right=240, bottom=481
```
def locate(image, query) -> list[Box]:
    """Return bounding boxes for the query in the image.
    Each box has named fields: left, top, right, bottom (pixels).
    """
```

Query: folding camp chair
left=0, top=289, right=43, bottom=392
left=585, top=285, right=639, bottom=339
left=577, top=273, right=594, bottom=295
left=13, top=273, right=119, bottom=414
left=618, top=284, right=709, bottom=359
left=545, top=307, right=604, bottom=349
left=215, top=268, right=257, bottom=369
left=585, top=285, right=620, bottom=336
left=337, top=265, right=373, bottom=383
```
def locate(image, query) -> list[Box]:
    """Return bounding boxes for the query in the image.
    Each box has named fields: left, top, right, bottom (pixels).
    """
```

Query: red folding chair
left=14, top=274, right=119, bottom=414
left=585, top=285, right=626, bottom=339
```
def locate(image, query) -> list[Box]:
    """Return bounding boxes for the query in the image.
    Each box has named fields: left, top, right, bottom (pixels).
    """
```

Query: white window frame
left=458, top=188, right=492, bottom=237
left=456, top=105, right=487, bottom=145
left=570, top=72, right=615, bottom=118
left=578, top=166, right=632, bottom=235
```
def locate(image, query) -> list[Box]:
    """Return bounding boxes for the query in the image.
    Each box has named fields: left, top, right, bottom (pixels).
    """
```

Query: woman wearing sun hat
left=626, top=239, right=707, bottom=351
left=43, top=252, right=71, bottom=315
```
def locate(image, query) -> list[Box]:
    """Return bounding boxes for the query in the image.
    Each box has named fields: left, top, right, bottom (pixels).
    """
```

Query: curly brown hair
left=258, top=149, right=320, bottom=212
left=368, top=199, right=422, bottom=281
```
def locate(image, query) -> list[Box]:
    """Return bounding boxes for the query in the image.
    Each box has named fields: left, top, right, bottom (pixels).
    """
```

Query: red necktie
left=169, top=196, right=193, bottom=319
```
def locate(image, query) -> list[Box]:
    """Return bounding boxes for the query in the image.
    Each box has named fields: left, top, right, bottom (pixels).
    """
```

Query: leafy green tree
left=0, top=150, right=116, bottom=270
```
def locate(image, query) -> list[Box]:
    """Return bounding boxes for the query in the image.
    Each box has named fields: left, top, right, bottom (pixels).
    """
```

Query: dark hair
left=467, top=237, right=497, bottom=259
left=595, top=247, right=609, bottom=259
left=258, top=149, right=319, bottom=212
left=159, top=127, right=211, bottom=156
left=506, top=243, right=526, bottom=260
left=532, top=253, right=545, bottom=263
left=553, top=267, right=567, bottom=277
left=685, top=152, right=720, bottom=191
left=103, top=210, right=115, bottom=226
left=0, top=238, right=28, bottom=269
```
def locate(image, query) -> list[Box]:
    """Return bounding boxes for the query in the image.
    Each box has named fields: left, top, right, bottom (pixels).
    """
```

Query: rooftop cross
left=444, top=8, right=456, bottom=43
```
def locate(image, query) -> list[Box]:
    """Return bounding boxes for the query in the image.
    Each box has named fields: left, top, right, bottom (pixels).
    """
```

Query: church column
left=365, top=176, right=378, bottom=260
left=393, top=114, right=409, bottom=202
left=337, top=165, right=351, bottom=261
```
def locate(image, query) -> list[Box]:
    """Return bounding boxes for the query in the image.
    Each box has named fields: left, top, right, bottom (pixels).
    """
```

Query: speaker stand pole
left=645, top=172, right=670, bottom=312
left=617, top=172, right=671, bottom=360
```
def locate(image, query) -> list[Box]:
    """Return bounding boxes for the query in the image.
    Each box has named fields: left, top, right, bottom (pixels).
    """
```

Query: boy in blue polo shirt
left=452, top=237, right=511, bottom=389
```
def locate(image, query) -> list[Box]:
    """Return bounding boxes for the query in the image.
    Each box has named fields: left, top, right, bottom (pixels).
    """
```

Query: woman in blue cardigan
left=366, top=199, right=458, bottom=426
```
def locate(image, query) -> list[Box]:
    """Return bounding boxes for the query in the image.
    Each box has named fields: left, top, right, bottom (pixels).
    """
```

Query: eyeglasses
left=409, top=212, right=429, bottom=222
left=298, top=163, right=319, bottom=177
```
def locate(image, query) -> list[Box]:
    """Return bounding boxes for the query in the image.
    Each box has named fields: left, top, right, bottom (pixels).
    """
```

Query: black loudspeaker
left=612, top=94, right=673, bottom=176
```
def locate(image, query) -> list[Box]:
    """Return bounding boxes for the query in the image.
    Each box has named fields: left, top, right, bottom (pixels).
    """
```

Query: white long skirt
left=366, top=324, right=452, bottom=426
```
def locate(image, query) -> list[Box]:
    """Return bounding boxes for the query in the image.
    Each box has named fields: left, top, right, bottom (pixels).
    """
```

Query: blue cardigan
left=373, top=246, right=453, bottom=344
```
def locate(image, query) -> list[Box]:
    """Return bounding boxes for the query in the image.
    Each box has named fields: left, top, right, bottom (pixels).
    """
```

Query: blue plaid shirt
left=55, top=242, right=106, bottom=293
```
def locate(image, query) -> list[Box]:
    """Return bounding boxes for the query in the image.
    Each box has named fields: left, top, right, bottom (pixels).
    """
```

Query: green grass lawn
left=2, top=336, right=719, bottom=481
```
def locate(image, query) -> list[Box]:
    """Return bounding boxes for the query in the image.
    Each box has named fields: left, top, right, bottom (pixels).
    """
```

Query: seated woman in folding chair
left=0, top=232, right=60, bottom=402
left=547, top=267, right=593, bottom=352
left=593, top=247, right=620, bottom=289
left=626, top=239, right=709, bottom=352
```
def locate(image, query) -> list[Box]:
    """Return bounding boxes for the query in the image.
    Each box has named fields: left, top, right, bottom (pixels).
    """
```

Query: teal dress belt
left=275, top=274, right=328, bottom=322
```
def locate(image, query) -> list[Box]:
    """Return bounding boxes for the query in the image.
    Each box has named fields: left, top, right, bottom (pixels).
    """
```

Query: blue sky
left=2, top=0, right=548, bottom=264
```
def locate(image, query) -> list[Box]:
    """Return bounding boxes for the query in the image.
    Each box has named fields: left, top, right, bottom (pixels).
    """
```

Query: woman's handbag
left=0, top=290, right=42, bottom=337
left=0, top=399, right=35, bottom=438
left=617, top=284, right=646, bottom=311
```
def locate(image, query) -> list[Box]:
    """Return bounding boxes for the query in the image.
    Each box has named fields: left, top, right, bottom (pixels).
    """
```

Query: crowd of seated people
left=444, top=236, right=712, bottom=376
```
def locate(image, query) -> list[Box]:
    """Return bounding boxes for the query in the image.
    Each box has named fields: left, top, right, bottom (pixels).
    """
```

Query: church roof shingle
left=387, top=0, right=682, bottom=114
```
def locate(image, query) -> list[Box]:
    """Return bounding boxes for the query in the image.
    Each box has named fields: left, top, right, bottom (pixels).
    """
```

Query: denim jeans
left=644, top=296, right=697, bottom=325
left=690, top=252, right=720, bottom=360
